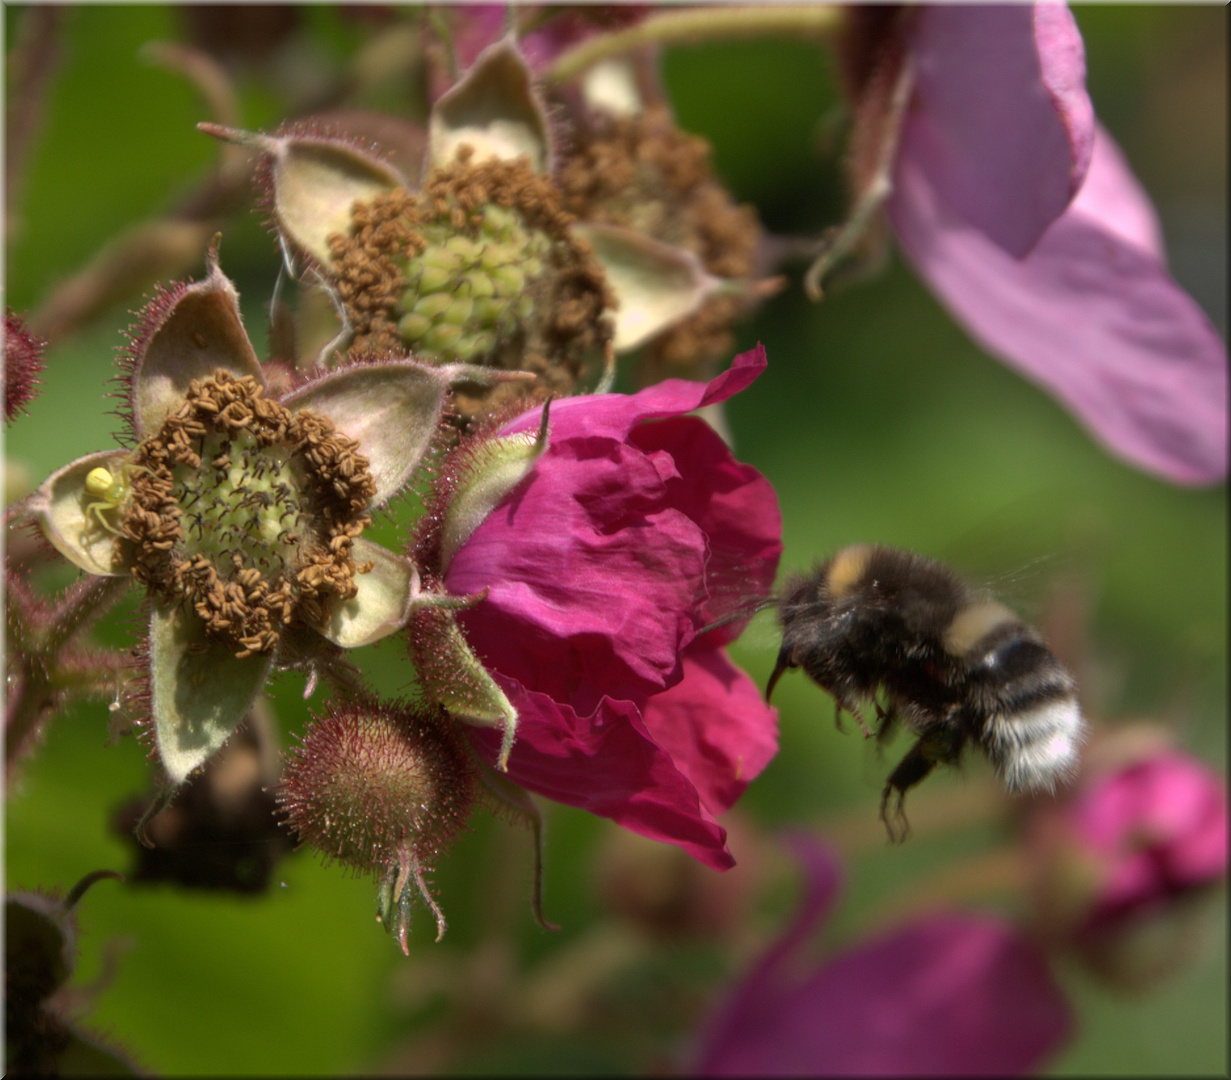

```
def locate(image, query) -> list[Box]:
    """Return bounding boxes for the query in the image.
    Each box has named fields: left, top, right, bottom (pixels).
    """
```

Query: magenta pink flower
left=437, top=346, right=781, bottom=869
left=694, top=835, right=1073, bottom=1077
left=882, top=4, right=1227, bottom=485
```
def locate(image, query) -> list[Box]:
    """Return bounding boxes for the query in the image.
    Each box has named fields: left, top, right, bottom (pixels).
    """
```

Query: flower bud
left=1026, top=729, right=1227, bottom=989
left=276, top=697, right=476, bottom=950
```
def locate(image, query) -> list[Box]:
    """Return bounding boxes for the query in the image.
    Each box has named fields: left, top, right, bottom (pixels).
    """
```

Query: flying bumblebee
left=766, top=544, right=1084, bottom=841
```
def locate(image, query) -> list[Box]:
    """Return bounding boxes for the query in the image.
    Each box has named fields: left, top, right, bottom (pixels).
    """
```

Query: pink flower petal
left=469, top=686, right=737, bottom=870
left=906, top=3, right=1094, bottom=258
left=498, top=344, right=769, bottom=442
left=640, top=645, right=779, bottom=817
left=890, top=126, right=1228, bottom=485
left=447, top=437, right=708, bottom=712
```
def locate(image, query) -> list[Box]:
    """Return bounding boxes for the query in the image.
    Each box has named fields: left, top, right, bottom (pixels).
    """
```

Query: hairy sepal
left=439, top=401, right=550, bottom=572
left=428, top=37, right=552, bottom=174
left=148, top=605, right=273, bottom=785
left=409, top=602, right=518, bottom=771
left=128, top=247, right=264, bottom=437
left=574, top=223, right=724, bottom=352
left=320, top=539, right=416, bottom=648
left=31, top=450, right=133, bottom=577
left=201, top=123, right=406, bottom=267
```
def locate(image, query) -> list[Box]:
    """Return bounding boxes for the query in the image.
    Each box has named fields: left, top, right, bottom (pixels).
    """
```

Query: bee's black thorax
left=768, top=544, right=1084, bottom=840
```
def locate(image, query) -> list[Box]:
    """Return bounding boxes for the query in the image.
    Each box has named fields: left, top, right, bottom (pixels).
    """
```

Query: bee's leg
left=765, top=646, right=795, bottom=701
left=831, top=693, right=871, bottom=737
left=879, top=739, right=938, bottom=844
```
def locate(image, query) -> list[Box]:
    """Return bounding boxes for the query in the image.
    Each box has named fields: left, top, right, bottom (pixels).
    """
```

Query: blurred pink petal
left=906, top=3, right=1094, bottom=257
left=696, top=836, right=1073, bottom=1077
left=890, top=126, right=1228, bottom=485
left=1070, top=750, right=1228, bottom=924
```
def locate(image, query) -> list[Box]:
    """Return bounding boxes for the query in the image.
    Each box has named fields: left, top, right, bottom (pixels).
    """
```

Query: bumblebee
left=767, top=544, right=1084, bottom=840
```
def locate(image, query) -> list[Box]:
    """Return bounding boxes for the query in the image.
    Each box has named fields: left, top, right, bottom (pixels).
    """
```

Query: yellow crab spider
left=80, top=463, right=147, bottom=540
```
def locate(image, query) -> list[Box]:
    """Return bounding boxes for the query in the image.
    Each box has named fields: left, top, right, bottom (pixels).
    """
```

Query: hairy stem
left=546, top=4, right=844, bottom=85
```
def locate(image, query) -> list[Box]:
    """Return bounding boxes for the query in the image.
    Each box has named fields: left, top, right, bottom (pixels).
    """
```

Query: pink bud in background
left=1027, top=736, right=1227, bottom=988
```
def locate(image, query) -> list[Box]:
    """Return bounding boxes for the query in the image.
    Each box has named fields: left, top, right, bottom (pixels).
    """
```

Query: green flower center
left=328, top=150, right=614, bottom=421
left=396, top=205, right=550, bottom=364
left=175, top=430, right=310, bottom=575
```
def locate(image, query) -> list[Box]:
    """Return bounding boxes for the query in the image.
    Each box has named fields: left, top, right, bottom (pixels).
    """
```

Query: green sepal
left=573, top=222, right=722, bottom=352
left=409, top=603, right=518, bottom=771
left=199, top=124, right=406, bottom=268
left=319, top=538, right=416, bottom=648
left=375, top=841, right=447, bottom=954
left=148, top=604, right=273, bottom=784
left=282, top=360, right=461, bottom=507
left=131, top=244, right=265, bottom=437
left=475, top=761, right=558, bottom=932
left=428, top=37, right=552, bottom=174
left=439, top=400, right=550, bottom=571
left=30, top=450, right=133, bottom=577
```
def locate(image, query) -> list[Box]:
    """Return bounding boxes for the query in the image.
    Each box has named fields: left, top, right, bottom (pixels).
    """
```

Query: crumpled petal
left=639, top=645, right=779, bottom=817
left=468, top=685, right=738, bottom=870
left=890, top=126, right=1228, bottom=485
left=628, top=413, right=782, bottom=639
left=696, top=836, right=1073, bottom=1077
left=439, top=344, right=779, bottom=866
left=906, top=3, right=1094, bottom=258
left=447, top=436, right=709, bottom=712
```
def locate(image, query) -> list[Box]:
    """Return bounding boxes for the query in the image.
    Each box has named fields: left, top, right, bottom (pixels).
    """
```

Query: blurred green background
left=5, top=6, right=1226, bottom=1075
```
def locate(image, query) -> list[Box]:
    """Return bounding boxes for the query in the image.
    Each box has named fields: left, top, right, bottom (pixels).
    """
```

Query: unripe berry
left=276, top=697, right=476, bottom=949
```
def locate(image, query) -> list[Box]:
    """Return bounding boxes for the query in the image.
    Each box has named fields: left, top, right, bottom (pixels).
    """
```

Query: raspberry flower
left=409, top=345, right=782, bottom=869
left=204, top=38, right=762, bottom=409
left=31, top=248, right=506, bottom=786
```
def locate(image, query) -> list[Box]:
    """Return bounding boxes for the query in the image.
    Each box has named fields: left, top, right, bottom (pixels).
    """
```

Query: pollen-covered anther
left=327, top=146, right=614, bottom=417
left=558, top=105, right=764, bottom=370
left=119, top=370, right=378, bottom=658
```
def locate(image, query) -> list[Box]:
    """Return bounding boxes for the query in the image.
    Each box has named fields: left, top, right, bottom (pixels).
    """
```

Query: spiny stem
left=545, top=4, right=845, bottom=85
left=5, top=576, right=129, bottom=775
left=43, top=575, right=128, bottom=655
